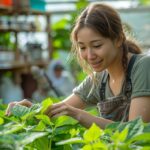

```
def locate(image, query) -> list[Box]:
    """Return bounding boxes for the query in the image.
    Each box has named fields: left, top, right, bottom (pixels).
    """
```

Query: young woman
left=6, top=3, right=150, bottom=129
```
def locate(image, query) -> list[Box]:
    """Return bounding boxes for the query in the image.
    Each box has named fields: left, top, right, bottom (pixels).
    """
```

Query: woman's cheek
left=80, top=51, right=87, bottom=60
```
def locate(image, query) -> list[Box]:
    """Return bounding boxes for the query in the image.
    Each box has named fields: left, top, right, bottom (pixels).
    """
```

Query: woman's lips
left=90, top=60, right=103, bottom=68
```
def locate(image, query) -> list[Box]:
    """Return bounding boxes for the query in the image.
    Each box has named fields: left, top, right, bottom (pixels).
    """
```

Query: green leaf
left=118, top=126, right=129, bottom=142
left=0, top=117, right=4, bottom=125
left=53, top=116, right=77, bottom=128
left=126, top=117, right=144, bottom=140
left=0, top=123, right=24, bottom=135
left=35, top=114, right=53, bottom=126
left=129, top=133, right=150, bottom=143
left=18, top=132, right=48, bottom=146
left=55, top=137, right=83, bottom=145
left=22, top=104, right=42, bottom=120
left=143, top=123, right=150, bottom=133
left=106, top=117, right=144, bottom=140
left=111, top=126, right=129, bottom=142
left=83, top=123, right=103, bottom=142
left=34, top=121, right=46, bottom=131
left=10, top=103, right=41, bottom=120
left=82, top=144, right=92, bottom=150
left=11, top=105, right=30, bottom=118
left=69, top=128, right=80, bottom=138
left=26, top=136, right=50, bottom=150
left=41, top=98, right=53, bottom=114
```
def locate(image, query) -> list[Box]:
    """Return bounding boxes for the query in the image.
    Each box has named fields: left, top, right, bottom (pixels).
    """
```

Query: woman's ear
left=114, top=37, right=123, bottom=48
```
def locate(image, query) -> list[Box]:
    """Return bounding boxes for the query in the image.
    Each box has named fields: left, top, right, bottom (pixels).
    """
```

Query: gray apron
left=97, top=55, right=137, bottom=122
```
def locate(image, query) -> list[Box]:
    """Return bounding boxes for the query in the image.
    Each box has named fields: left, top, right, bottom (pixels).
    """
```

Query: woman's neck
left=106, top=52, right=133, bottom=96
left=107, top=52, right=125, bottom=82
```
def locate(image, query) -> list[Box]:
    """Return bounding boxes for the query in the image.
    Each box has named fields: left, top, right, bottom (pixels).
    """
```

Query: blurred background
left=0, top=0, right=150, bottom=104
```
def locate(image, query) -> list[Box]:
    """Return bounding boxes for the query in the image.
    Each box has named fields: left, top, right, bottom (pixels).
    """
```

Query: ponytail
left=122, top=40, right=142, bottom=72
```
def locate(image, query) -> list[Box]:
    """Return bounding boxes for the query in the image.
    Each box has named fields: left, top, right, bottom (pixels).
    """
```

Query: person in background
left=6, top=3, right=150, bottom=129
left=31, top=66, right=58, bottom=102
left=46, top=60, right=75, bottom=97
left=0, top=73, right=23, bottom=104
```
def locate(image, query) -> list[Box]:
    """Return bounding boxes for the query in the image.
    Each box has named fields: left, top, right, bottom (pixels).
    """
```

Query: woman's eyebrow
left=77, top=39, right=102, bottom=44
left=90, top=39, right=102, bottom=43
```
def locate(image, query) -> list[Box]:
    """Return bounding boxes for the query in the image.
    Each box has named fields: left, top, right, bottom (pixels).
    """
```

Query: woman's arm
left=129, top=96, right=150, bottom=122
left=45, top=94, right=113, bottom=129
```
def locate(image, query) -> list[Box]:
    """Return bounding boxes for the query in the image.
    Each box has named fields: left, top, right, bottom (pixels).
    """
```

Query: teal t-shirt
left=73, top=54, right=150, bottom=106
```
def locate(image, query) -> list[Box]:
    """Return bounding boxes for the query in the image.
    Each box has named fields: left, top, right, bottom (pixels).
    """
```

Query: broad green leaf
left=129, top=133, right=150, bottom=143
left=118, top=126, right=128, bottom=142
left=0, top=123, right=24, bottom=135
left=21, top=104, right=42, bottom=120
left=11, top=105, right=30, bottom=118
left=41, top=98, right=53, bottom=114
left=106, top=117, right=144, bottom=140
left=35, top=114, right=53, bottom=126
left=26, top=136, right=50, bottom=150
left=92, top=141, right=108, bottom=150
left=112, top=126, right=129, bottom=142
left=82, top=144, right=92, bottom=150
left=0, top=117, right=4, bottom=125
left=69, top=128, right=80, bottom=138
left=143, top=123, right=150, bottom=133
left=83, top=123, right=104, bottom=142
left=126, top=117, right=144, bottom=140
left=34, top=121, right=46, bottom=131
left=53, top=116, right=78, bottom=128
left=141, top=147, right=150, bottom=150
left=18, top=132, right=48, bottom=146
left=54, top=124, right=77, bottom=136
left=10, top=103, right=41, bottom=120
left=55, top=137, right=83, bottom=145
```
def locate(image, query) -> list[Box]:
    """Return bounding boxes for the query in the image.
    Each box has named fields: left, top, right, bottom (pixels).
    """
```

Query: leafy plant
left=0, top=97, right=150, bottom=150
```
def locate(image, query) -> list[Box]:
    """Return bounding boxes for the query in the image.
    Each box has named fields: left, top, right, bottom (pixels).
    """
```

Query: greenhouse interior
left=0, top=0, right=150, bottom=149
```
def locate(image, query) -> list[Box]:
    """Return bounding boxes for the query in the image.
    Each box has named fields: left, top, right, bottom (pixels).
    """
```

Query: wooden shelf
left=0, top=6, right=50, bottom=16
left=0, top=27, right=47, bottom=33
left=0, top=60, right=48, bottom=72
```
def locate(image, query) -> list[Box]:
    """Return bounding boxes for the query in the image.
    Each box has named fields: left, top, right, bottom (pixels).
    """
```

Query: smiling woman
left=6, top=2, right=150, bottom=129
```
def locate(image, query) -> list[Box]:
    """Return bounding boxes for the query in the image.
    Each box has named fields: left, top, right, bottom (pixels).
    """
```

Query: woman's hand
left=45, top=102, right=78, bottom=119
left=5, top=99, right=32, bottom=116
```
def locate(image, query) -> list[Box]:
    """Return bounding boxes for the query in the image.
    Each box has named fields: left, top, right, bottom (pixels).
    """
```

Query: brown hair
left=71, top=3, right=142, bottom=74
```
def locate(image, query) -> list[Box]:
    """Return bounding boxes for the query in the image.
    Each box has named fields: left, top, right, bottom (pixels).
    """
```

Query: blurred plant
left=139, top=0, right=150, bottom=5
left=51, top=0, right=89, bottom=52
left=0, top=33, right=16, bottom=51
left=51, top=0, right=89, bottom=83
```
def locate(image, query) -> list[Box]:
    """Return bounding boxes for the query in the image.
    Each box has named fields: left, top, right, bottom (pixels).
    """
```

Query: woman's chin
left=93, top=67, right=103, bottom=72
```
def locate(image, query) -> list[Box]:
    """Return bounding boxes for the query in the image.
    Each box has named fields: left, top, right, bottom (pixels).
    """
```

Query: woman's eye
left=80, top=47, right=86, bottom=51
left=93, top=45, right=102, bottom=48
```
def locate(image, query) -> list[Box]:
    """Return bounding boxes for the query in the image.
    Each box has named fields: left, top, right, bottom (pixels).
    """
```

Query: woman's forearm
left=71, top=108, right=113, bottom=129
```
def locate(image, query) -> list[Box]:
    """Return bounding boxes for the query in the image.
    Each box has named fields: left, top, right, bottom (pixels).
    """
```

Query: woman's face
left=77, top=27, right=120, bottom=72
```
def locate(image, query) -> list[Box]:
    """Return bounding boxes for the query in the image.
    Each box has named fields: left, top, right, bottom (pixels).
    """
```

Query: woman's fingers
left=5, top=102, right=17, bottom=116
left=49, top=105, right=68, bottom=117
left=45, top=102, right=65, bottom=115
left=18, top=99, right=32, bottom=107
left=45, top=102, right=71, bottom=118
left=50, top=111, right=68, bottom=118
left=5, top=99, right=32, bottom=116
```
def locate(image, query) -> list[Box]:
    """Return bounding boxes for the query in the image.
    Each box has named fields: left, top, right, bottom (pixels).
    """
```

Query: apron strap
left=99, top=54, right=137, bottom=101
left=124, top=54, right=137, bottom=98
left=100, top=71, right=108, bottom=100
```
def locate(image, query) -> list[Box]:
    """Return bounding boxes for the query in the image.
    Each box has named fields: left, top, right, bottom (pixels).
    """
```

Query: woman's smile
left=90, top=60, right=103, bottom=69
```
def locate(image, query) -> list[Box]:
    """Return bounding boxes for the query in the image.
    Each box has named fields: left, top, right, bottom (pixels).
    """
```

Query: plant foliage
left=0, top=97, right=150, bottom=150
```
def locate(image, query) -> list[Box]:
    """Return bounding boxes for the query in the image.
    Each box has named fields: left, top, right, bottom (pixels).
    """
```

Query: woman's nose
left=87, top=48, right=96, bottom=60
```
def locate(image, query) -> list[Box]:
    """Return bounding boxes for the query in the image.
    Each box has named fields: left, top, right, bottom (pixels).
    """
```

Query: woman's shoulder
left=135, top=53, right=150, bottom=63
left=134, top=53, right=150, bottom=67
left=132, top=53, right=150, bottom=75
